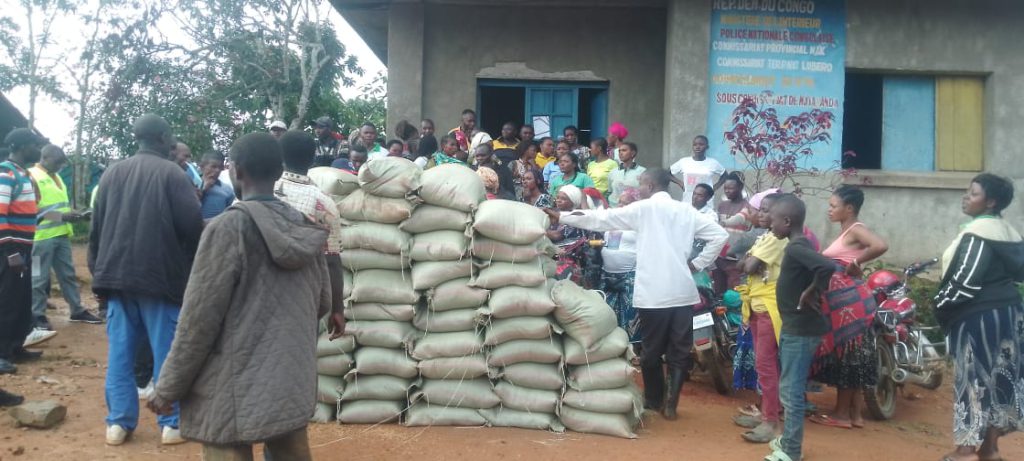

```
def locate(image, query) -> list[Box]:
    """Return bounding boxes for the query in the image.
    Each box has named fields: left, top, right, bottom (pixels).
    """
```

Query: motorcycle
left=555, top=237, right=603, bottom=290
left=863, top=258, right=946, bottom=420
left=692, top=286, right=740, bottom=396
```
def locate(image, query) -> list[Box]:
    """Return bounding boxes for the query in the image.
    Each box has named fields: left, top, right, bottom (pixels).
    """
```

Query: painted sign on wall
left=706, top=0, right=846, bottom=171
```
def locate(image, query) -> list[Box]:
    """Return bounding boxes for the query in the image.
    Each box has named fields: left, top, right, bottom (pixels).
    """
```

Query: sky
left=6, top=5, right=386, bottom=147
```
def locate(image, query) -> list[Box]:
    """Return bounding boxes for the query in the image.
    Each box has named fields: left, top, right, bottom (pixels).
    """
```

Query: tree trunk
left=25, top=0, right=37, bottom=129
left=71, top=93, right=89, bottom=208
left=293, top=43, right=324, bottom=133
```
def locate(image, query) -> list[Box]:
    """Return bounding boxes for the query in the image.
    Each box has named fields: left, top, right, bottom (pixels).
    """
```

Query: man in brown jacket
left=148, top=132, right=331, bottom=460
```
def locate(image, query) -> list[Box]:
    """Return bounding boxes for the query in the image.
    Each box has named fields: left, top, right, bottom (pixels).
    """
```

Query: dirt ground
left=1, top=246, right=1022, bottom=461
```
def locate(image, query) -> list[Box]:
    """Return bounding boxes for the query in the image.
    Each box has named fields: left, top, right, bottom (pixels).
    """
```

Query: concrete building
left=332, top=0, right=1024, bottom=264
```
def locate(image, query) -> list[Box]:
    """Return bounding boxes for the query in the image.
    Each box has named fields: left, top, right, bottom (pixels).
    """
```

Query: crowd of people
left=0, top=106, right=1021, bottom=461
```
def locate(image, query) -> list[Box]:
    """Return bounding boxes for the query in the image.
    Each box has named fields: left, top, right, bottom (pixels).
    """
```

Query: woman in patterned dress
left=935, top=174, right=1024, bottom=461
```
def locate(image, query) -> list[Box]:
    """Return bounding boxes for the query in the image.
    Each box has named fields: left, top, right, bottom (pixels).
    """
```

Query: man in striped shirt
left=0, top=128, right=46, bottom=384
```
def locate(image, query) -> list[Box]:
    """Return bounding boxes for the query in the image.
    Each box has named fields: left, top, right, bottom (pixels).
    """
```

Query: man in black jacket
left=89, top=113, right=203, bottom=447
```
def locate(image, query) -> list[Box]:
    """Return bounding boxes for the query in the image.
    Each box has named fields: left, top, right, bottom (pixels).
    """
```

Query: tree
left=3, top=0, right=372, bottom=208
left=723, top=91, right=856, bottom=196
left=178, top=0, right=361, bottom=133
left=0, top=0, right=75, bottom=128
left=324, top=72, right=387, bottom=139
left=63, top=0, right=139, bottom=206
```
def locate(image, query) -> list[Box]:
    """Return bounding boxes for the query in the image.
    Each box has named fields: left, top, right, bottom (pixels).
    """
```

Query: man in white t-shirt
left=669, top=135, right=726, bottom=205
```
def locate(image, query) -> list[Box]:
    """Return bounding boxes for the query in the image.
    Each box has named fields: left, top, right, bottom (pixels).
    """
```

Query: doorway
left=478, top=79, right=609, bottom=145
left=478, top=86, right=525, bottom=139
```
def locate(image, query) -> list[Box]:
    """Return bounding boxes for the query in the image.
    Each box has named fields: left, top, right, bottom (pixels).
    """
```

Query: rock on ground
left=8, top=400, right=67, bottom=429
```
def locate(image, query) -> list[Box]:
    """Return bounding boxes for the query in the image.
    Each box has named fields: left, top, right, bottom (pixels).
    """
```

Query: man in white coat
left=546, top=168, right=728, bottom=420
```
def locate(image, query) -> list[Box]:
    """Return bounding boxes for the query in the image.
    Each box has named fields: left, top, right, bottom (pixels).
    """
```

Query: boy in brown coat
left=149, top=132, right=333, bottom=459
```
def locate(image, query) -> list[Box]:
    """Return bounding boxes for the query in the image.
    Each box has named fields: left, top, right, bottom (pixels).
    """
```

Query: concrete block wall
left=387, top=3, right=667, bottom=162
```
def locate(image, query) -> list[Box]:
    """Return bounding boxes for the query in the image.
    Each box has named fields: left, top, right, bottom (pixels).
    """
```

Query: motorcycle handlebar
left=906, top=258, right=940, bottom=275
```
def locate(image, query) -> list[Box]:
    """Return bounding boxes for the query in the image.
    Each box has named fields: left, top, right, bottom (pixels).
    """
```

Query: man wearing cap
left=0, top=128, right=51, bottom=379
left=29, top=145, right=104, bottom=332
left=313, top=116, right=344, bottom=167
left=269, top=121, right=287, bottom=139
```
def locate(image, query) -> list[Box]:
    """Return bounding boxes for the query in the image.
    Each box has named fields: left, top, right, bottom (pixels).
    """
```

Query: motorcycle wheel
left=700, top=343, right=733, bottom=396
left=864, top=341, right=897, bottom=420
left=916, top=335, right=944, bottom=390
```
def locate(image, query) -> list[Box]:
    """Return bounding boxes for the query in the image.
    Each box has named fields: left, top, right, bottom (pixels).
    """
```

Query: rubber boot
left=641, top=365, right=665, bottom=411
left=663, top=367, right=686, bottom=420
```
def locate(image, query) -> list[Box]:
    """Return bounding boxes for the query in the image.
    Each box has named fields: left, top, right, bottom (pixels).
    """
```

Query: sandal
left=764, top=449, right=794, bottom=461
left=808, top=414, right=852, bottom=429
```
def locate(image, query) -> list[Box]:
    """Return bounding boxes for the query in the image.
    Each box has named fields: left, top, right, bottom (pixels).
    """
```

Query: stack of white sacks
left=334, top=158, right=422, bottom=424
left=552, top=281, right=643, bottom=438
left=306, top=162, right=643, bottom=437
left=311, top=325, right=356, bottom=422
left=306, top=167, right=361, bottom=423
left=471, top=200, right=566, bottom=432
left=401, top=164, right=493, bottom=426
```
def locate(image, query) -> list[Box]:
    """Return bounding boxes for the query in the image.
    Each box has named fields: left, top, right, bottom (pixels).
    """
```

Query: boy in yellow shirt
left=735, top=193, right=786, bottom=443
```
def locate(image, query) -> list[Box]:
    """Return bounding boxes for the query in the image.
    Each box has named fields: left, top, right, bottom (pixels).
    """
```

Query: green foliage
left=0, top=0, right=78, bottom=125
left=70, top=220, right=90, bottom=244
left=905, top=277, right=944, bottom=342
left=317, top=73, right=387, bottom=138
left=177, top=0, right=363, bottom=137
left=2, top=0, right=385, bottom=213
left=73, top=0, right=371, bottom=161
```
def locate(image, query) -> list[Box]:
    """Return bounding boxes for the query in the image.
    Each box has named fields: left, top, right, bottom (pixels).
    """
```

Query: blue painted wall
left=881, top=76, right=935, bottom=171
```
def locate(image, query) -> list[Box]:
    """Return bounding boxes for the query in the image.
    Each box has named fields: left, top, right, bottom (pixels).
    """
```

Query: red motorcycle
left=863, top=258, right=945, bottom=420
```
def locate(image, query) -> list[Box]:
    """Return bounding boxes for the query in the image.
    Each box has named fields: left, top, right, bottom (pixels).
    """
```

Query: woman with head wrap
left=548, top=184, right=601, bottom=287
left=477, top=166, right=500, bottom=200
left=607, top=122, right=629, bottom=162
left=726, top=188, right=781, bottom=259
left=582, top=187, right=609, bottom=211
left=546, top=184, right=588, bottom=245
left=469, top=131, right=492, bottom=162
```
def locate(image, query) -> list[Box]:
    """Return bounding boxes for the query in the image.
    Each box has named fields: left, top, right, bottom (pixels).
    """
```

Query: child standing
left=734, top=193, right=785, bottom=443
left=764, top=194, right=834, bottom=461
left=149, top=133, right=334, bottom=459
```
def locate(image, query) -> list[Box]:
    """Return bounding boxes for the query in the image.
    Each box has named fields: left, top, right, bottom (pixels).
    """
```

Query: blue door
left=526, top=87, right=577, bottom=140
left=476, top=79, right=609, bottom=143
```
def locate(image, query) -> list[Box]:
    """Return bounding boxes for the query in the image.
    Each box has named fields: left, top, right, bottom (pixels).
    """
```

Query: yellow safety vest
left=29, top=166, right=73, bottom=240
